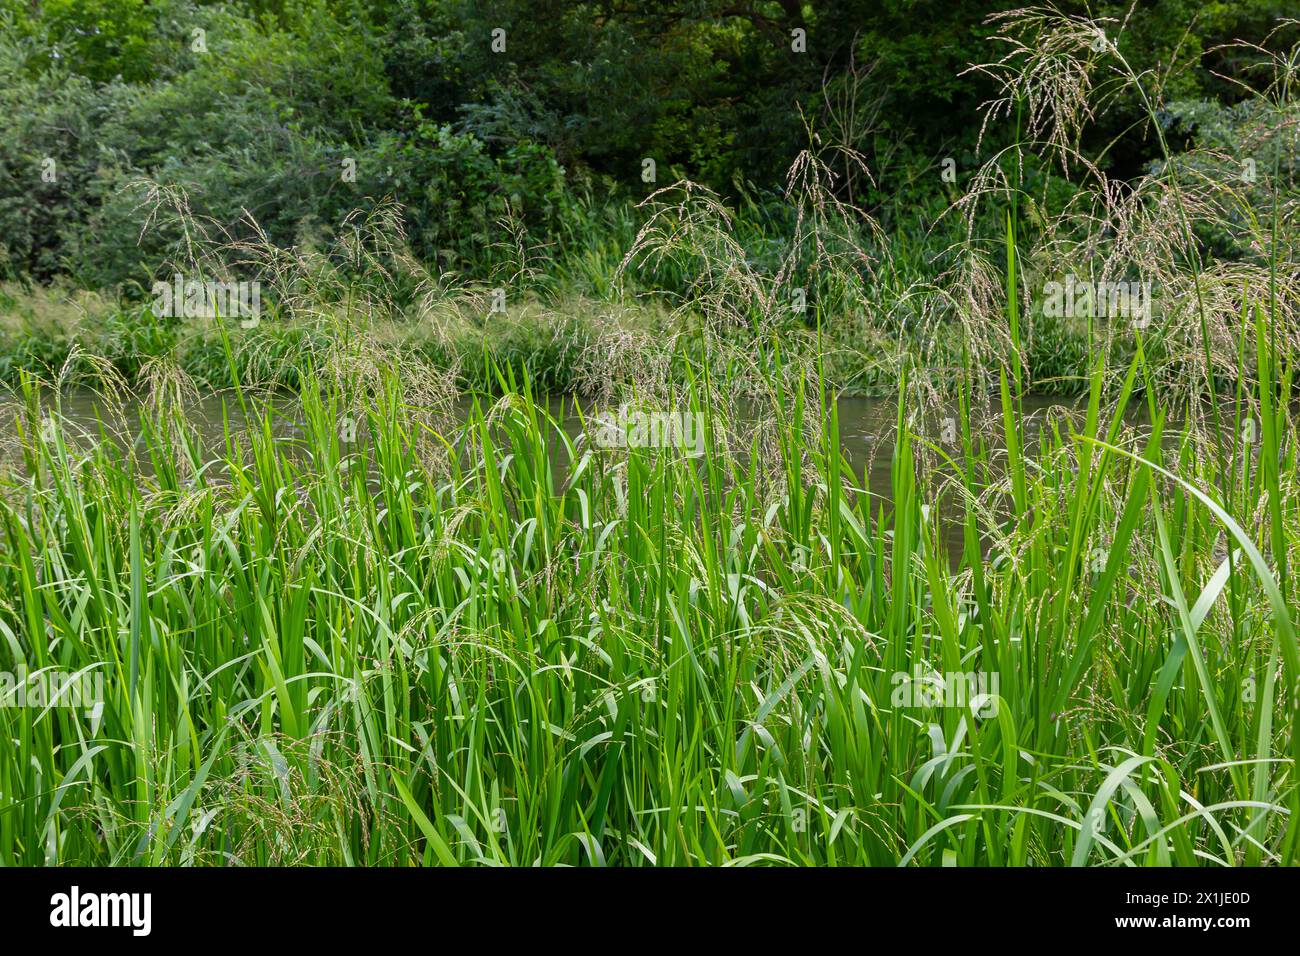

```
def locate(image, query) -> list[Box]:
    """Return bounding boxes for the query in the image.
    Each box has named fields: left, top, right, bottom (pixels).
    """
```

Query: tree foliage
left=0, top=0, right=1292, bottom=284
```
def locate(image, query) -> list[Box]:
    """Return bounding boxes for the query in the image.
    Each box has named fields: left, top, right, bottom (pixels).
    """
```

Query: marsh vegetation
left=1, top=4, right=1298, bottom=866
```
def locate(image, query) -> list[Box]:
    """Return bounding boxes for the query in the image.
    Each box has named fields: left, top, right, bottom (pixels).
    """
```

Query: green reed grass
left=0, top=294, right=1294, bottom=866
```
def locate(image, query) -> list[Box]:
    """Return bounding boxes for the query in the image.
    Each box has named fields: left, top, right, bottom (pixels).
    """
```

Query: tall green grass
left=0, top=296, right=1294, bottom=865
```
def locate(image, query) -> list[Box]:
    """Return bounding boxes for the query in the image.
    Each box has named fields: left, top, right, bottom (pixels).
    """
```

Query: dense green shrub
left=0, top=1, right=584, bottom=289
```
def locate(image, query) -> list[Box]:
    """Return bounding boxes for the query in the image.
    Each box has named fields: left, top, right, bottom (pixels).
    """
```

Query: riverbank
left=0, top=280, right=1138, bottom=399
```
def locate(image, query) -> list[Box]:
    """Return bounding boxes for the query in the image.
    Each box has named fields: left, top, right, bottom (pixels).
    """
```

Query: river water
left=33, top=389, right=1094, bottom=558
